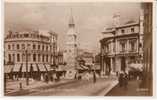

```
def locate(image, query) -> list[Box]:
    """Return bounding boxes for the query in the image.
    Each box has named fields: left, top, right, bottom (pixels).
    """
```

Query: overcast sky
left=5, top=2, right=141, bottom=53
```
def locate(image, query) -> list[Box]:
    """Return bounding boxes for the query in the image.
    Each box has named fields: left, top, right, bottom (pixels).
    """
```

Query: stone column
left=110, top=57, right=113, bottom=73
left=127, top=40, right=129, bottom=52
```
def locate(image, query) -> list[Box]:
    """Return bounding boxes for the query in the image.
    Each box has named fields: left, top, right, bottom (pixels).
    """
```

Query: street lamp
left=49, top=31, right=57, bottom=69
left=25, top=44, right=30, bottom=86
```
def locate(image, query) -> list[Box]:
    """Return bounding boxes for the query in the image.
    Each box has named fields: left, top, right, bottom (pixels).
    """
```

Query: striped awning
left=13, top=64, right=22, bottom=72
left=38, top=64, right=47, bottom=71
left=32, top=64, right=38, bottom=71
left=22, top=63, right=31, bottom=72
left=4, top=65, right=13, bottom=73
left=44, top=64, right=51, bottom=71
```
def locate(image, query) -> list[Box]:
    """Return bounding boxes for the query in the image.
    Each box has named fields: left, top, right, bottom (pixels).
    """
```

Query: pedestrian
left=93, top=70, right=96, bottom=83
left=118, top=71, right=123, bottom=87
left=123, top=72, right=128, bottom=90
left=45, top=73, right=49, bottom=83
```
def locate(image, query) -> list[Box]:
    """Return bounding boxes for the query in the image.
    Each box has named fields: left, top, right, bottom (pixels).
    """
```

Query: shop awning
left=38, top=64, right=47, bottom=71
left=21, top=63, right=31, bottom=72
left=128, top=63, right=143, bottom=72
left=13, top=64, right=22, bottom=72
left=4, top=65, right=13, bottom=73
left=44, top=64, right=51, bottom=71
left=32, top=64, right=38, bottom=71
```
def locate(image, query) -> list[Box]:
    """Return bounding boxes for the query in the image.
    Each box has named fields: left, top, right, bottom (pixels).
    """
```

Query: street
left=5, top=77, right=118, bottom=96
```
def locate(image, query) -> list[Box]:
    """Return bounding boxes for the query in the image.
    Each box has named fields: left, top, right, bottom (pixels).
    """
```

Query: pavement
left=106, top=79, right=150, bottom=96
left=5, top=76, right=118, bottom=96
left=5, top=79, right=75, bottom=96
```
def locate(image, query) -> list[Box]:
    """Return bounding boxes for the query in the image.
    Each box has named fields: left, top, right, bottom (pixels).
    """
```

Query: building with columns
left=4, top=30, right=63, bottom=80
left=100, top=13, right=144, bottom=75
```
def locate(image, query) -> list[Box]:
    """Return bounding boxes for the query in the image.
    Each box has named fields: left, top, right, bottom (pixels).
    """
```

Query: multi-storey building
left=4, top=30, right=63, bottom=80
left=100, top=14, right=144, bottom=75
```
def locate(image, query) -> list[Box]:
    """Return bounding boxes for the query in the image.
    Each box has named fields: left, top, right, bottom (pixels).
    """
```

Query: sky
left=5, top=2, right=141, bottom=53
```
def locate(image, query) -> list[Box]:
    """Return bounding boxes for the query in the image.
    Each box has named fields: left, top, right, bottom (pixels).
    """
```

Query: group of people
left=44, top=73, right=60, bottom=83
left=118, top=71, right=128, bottom=89
left=75, top=70, right=97, bottom=83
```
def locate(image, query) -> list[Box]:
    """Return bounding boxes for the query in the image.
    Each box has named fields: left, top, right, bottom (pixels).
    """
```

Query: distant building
left=100, top=13, right=144, bottom=75
left=4, top=30, right=63, bottom=80
left=78, top=51, right=94, bottom=66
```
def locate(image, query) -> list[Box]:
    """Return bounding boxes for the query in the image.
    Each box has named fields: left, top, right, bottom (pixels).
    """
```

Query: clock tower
left=64, top=9, right=77, bottom=71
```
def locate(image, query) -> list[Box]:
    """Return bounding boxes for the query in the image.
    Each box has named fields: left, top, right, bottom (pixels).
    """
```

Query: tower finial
left=69, top=8, right=75, bottom=27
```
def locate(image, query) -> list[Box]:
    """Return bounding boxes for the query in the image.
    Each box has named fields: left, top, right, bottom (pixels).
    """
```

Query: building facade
left=4, top=30, right=63, bottom=80
left=100, top=14, right=144, bottom=75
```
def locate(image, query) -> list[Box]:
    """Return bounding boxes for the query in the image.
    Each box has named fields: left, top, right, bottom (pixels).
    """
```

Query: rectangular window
left=42, top=55, right=45, bottom=62
left=38, top=45, right=40, bottom=50
left=33, top=54, right=36, bottom=62
left=46, top=55, right=48, bottom=62
left=8, top=54, right=11, bottom=62
left=33, top=44, right=36, bottom=50
left=17, top=44, right=20, bottom=49
left=122, top=43, right=125, bottom=52
left=46, top=46, right=48, bottom=51
left=42, top=45, right=45, bottom=51
left=120, top=41, right=125, bottom=52
left=131, top=28, right=134, bottom=33
left=8, top=45, right=11, bottom=50
left=38, top=54, right=40, bottom=62
left=121, top=29, right=125, bottom=34
left=22, top=44, right=25, bottom=49
left=12, top=44, right=14, bottom=50
left=130, top=40, right=136, bottom=52
left=17, top=54, right=20, bottom=62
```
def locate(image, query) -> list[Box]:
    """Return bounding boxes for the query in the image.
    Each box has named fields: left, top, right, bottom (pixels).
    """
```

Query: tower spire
left=69, top=8, right=75, bottom=27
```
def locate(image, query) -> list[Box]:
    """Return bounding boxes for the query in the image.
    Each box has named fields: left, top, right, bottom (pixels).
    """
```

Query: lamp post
left=49, top=31, right=57, bottom=69
left=25, top=44, right=30, bottom=86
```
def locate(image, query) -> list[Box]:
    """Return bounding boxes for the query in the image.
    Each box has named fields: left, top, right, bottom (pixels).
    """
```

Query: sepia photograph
left=3, top=0, right=154, bottom=96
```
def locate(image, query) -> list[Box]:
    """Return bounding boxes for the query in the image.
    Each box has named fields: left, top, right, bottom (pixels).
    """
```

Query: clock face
left=67, top=35, right=75, bottom=42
